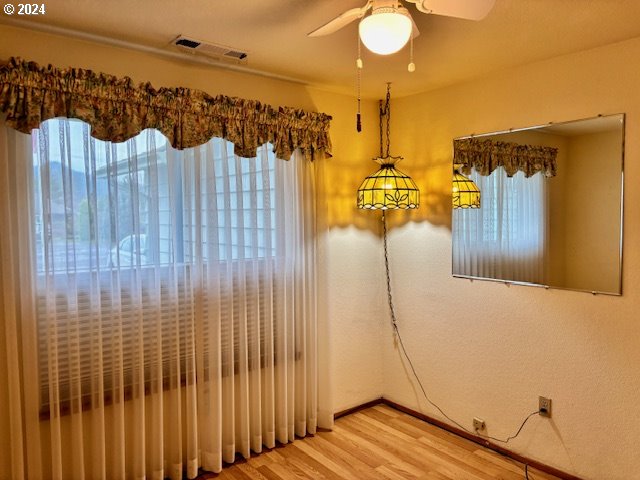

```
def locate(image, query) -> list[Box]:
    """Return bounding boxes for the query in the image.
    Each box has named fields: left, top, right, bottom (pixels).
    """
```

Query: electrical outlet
left=473, top=417, right=486, bottom=431
left=539, top=396, right=552, bottom=417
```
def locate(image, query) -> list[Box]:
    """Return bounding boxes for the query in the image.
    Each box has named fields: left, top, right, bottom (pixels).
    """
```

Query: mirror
left=452, top=114, right=624, bottom=295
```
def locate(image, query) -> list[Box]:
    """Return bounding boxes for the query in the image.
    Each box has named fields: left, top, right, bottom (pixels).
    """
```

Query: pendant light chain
left=385, top=83, right=391, bottom=157
left=379, top=83, right=392, bottom=158
left=379, top=97, right=384, bottom=157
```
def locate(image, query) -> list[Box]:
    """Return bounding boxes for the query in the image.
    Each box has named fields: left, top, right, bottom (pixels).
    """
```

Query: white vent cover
left=171, top=35, right=248, bottom=61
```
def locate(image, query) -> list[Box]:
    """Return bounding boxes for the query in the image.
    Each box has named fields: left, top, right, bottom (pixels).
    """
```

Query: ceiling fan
left=308, top=0, right=496, bottom=55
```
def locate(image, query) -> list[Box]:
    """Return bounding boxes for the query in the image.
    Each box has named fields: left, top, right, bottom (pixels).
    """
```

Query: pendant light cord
left=381, top=212, right=540, bottom=451
left=382, top=211, right=399, bottom=328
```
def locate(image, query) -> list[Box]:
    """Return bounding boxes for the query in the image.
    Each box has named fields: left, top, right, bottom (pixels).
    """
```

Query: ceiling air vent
left=171, top=35, right=247, bottom=61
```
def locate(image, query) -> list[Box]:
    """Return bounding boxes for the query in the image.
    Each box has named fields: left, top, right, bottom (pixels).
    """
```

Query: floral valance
left=453, top=137, right=558, bottom=177
left=0, top=57, right=332, bottom=161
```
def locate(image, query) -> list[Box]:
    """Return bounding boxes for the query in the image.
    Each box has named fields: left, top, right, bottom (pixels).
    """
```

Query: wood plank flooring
left=198, top=404, right=562, bottom=480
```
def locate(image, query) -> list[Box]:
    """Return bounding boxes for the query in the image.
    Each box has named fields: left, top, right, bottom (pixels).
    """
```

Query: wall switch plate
left=473, top=417, right=486, bottom=431
left=539, top=396, right=552, bottom=417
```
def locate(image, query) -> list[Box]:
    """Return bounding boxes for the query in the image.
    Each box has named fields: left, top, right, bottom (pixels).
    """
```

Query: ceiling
left=5, top=0, right=640, bottom=98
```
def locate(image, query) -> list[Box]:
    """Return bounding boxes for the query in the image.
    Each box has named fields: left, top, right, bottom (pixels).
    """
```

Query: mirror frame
left=452, top=113, right=625, bottom=296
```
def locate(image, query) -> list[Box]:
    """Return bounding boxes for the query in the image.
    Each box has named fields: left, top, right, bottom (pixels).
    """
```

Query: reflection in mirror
left=452, top=114, right=624, bottom=295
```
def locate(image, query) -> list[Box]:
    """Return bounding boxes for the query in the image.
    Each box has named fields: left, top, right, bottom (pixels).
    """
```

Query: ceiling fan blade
left=411, top=0, right=495, bottom=20
left=307, top=5, right=370, bottom=37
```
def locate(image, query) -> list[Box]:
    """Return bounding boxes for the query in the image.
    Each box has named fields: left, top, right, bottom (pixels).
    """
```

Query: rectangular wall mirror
left=452, top=114, right=624, bottom=295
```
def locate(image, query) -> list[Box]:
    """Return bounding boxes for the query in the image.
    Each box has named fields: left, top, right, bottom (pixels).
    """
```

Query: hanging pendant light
left=452, top=166, right=481, bottom=209
left=358, top=83, right=419, bottom=210
left=358, top=156, right=419, bottom=209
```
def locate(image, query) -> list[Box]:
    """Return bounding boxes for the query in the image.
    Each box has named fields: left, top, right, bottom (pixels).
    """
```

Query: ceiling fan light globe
left=359, top=11, right=412, bottom=55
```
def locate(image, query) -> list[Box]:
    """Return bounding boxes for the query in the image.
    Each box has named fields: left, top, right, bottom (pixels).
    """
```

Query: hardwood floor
left=198, top=404, right=562, bottom=480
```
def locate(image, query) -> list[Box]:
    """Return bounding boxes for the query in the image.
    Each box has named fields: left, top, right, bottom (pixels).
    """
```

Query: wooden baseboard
left=334, top=398, right=383, bottom=419
left=335, top=398, right=583, bottom=480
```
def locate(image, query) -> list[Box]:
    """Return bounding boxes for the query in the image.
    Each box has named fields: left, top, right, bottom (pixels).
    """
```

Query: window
left=33, top=120, right=276, bottom=272
left=32, top=119, right=283, bottom=413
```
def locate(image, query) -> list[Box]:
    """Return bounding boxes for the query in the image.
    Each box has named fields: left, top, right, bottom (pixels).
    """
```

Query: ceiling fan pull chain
left=408, top=35, right=416, bottom=72
left=357, top=37, right=363, bottom=132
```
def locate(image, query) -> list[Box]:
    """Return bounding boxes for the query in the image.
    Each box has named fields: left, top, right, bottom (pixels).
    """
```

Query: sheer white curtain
left=0, top=118, right=39, bottom=480
left=0, top=117, right=318, bottom=480
left=453, top=166, right=547, bottom=284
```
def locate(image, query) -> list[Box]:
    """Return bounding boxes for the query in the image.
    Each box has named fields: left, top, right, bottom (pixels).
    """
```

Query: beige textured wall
left=385, top=37, right=640, bottom=480
left=0, top=23, right=386, bottom=477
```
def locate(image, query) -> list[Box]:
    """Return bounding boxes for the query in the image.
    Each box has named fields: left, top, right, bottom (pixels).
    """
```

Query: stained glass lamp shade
left=452, top=167, right=481, bottom=209
left=358, top=156, right=419, bottom=210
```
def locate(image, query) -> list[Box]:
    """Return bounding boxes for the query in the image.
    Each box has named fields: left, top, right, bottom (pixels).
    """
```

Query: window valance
left=454, top=137, right=557, bottom=177
left=0, top=57, right=332, bottom=161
